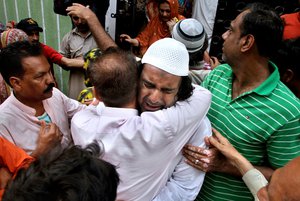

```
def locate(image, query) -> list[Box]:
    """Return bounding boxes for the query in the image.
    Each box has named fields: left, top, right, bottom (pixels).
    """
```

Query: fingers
left=66, top=3, right=89, bottom=16
left=204, top=136, right=211, bottom=147
left=185, top=157, right=209, bottom=172
left=183, top=150, right=210, bottom=172
left=183, top=144, right=211, bottom=156
left=210, top=56, right=221, bottom=69
left=208, top=136, right=222, bottom=150
left=212, top=128, right=229, bottom=145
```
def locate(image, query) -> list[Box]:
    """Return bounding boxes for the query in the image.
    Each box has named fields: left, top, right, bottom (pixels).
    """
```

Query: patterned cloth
left=83, top=48, right=102, bottom=87
left=77, top=48, right=102, bottom=104
left=178, top=0, right=193, bottom=18
left=0, top=74, right=10, bottom=104
left=0, top=28, right=28, bottom=48
left=0, top=28, right=28, bottom=104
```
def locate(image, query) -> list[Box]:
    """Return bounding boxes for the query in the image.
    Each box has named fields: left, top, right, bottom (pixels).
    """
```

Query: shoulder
left=62, top=31, right=73, bottom=40
left=41, top=43, right=59, bottom=54
left=272, top=82, right=300, bottom=117
left=202, top=64, right=231, bottom=87
left=71, top=106, right=97, bottom=127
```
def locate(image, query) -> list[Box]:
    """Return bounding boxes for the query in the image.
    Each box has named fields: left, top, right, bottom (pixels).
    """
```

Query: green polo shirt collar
left=253, top=61, right=279, bottom=96
left=224, top=62, right=280, bottom=96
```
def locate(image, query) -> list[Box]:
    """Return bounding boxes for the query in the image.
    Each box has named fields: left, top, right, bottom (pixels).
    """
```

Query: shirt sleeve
left=0, top=137, right=34, bottom=174
left=267, top=116, right=300, bottom=168
left=60, top=32, right=71, bottom=58
left=135, top=19, right=156, bottom=55
left=152, top=157, right=205, bottom=201
left=189, top=70, right=211, bottom=85
left=242, top=169, right=268, bottom=201
left=41, top=43, right=63, bottom=66
left=152, top=119, right=211, bottom=201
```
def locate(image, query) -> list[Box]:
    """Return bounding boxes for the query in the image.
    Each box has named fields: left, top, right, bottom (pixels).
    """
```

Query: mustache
left=44, top=83, right=55, bottom=93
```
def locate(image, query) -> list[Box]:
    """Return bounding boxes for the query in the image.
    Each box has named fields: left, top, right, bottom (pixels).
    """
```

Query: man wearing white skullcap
left=172, top=18, right=220, bottom=84
left=138, top=38, right=212, bottom=200
left=71, top=38, right=212, bottom=201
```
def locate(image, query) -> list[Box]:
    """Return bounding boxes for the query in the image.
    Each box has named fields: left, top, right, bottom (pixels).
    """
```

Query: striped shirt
left=197, top=63, right=300, bottom=201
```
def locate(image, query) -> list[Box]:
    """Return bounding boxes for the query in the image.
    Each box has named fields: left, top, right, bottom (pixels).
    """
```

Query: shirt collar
left=71, top=27, right=92, bottom=37
left=224, top=62, right=280, bottom=96
left=96, top=102, right=139, bottom=117
left=252, top=61, right=280, bottom=96
left=10, top=92, right=37, bottom=116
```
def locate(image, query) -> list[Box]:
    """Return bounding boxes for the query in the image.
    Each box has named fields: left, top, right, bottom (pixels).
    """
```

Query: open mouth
left=144, top=102, right=162, bottom=111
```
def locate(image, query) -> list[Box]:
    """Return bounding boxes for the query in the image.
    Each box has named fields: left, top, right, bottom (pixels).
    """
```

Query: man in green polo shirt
left=183, top=3, right=300, bottom=201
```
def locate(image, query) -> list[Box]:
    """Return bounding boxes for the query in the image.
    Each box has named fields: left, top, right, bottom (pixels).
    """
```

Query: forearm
left=218, top=159, right=273, bottom=180
left=85, top=11, right=117, bottom=51
left=253, top=165, right=274, bottom=181
left=0, top=167, right=12, bottom=189
left=61, top=57, right=84, bottom=68
left=231, top=153, right=254, bottom=175
left=130, top=38, right=139, bottom=47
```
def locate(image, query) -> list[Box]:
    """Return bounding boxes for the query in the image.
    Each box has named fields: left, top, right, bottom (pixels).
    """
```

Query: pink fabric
left=0, top=88, right=85, bottom=154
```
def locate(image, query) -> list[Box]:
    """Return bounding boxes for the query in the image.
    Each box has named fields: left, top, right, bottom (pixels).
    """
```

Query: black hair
left=273, top=38, right=300, bottom=80
left=240, top=3, right=284, bottom=58
left=88, top=47, right=138, bottom=107
left=3, top=142, right=119, bottom=201
left=0, top=41, right=43, bottom=87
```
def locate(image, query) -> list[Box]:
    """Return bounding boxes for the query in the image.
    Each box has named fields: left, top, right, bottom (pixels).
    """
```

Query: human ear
left=241, top=34, right=254, bottom=52
left=281, top=69, right=294, bottom=83
left=92, top=87, right=103, bottom=102
left=9, top=77, right=22, bottom=91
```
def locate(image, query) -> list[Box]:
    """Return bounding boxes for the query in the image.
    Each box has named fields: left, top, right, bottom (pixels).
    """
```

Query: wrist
left=232, top=155, right=254, bottom=175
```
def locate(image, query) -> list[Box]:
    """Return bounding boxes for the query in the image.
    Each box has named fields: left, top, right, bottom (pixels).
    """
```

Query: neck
left=77, top=28, right=90, bottom=36
left=231, top=55, right=271, bottom=99
left=120, top=99, right=137, bottom=109
left=14, top=92, right=45, bottom=116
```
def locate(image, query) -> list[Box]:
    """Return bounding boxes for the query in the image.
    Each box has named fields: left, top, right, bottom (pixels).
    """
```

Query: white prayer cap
left=141, top=38, right=189, bottom=76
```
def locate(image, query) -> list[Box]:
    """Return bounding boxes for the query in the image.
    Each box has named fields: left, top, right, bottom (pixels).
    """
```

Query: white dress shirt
left=71, top=85, right=211, bottom=201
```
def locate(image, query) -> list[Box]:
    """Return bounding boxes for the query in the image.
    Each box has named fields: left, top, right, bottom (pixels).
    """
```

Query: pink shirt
left=0, top=88, right=85, bottom=154
left=71, top=85, right=211, bottom=201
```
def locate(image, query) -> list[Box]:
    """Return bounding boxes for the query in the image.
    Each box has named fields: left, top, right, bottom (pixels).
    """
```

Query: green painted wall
left=0, top=0, right=72, bottom=94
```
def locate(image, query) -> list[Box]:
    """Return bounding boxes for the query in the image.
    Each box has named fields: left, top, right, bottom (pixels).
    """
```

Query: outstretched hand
left=120, top=34, right=139, bottom=46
